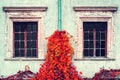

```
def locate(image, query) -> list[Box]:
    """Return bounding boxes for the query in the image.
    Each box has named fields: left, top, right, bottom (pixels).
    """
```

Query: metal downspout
left=58, top=0, right=62, bottom=31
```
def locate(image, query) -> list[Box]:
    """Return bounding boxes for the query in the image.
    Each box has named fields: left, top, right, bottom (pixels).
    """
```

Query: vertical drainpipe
left=58, top=0, right=62, bottom=31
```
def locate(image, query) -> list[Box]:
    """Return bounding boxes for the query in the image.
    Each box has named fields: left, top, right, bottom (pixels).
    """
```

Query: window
left=3, top=7, right=47, bottom=60
left=73, top=7, right=117, bottom=60
left=83, top=22, right=107, bottom=57
left=13, top=22, right=38, bottom=58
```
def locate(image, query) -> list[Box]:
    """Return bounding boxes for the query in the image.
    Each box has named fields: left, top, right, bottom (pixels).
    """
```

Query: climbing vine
left=35, top=30, right=83, bottom=80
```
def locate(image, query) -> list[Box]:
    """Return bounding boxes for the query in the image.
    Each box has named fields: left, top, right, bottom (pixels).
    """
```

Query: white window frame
left=3, top=7, right=47, bottom=60
left=73, top=7, right=117, bottom=60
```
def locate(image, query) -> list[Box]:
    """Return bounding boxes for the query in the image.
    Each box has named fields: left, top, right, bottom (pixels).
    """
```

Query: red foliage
left=92, top=69, right=120, bottom=80
left=1, top=71, right=36, bottom=80
left=35, top=30, right=83, bottom=80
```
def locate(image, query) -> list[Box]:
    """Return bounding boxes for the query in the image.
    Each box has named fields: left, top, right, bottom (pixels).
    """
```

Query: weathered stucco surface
left=0, top=0, right=120, bottom=78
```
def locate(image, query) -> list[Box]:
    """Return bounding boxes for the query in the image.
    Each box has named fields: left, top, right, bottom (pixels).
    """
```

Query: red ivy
left=34, top=30, right=83, bottom=80
left=92, top=69, right=120, bottom=80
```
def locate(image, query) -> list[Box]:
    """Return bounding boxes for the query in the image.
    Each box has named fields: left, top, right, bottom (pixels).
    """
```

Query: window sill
left=4, top=58, right=45, bottom=61
left=74, top=58, right=115, bottom=61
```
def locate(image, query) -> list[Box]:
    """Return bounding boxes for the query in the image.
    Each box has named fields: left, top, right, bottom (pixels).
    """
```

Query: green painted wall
left=0, top=0, right=120, bottom=78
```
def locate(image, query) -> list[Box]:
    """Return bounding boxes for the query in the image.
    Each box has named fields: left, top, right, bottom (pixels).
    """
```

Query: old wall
left=0, top=0, right=120, bottom=78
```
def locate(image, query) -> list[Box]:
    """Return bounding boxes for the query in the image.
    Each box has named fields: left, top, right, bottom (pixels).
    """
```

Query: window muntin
left=13, top=22, right=38, bottom=58
left=83, top=22, right=107, bottom=57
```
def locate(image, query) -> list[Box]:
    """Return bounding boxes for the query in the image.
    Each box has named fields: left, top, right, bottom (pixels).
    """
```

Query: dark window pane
left=89, top=32, right=93, bottom=40
left=96, top=49, right=100, bottom=57
left=89, top=41, right=93, bottom=48
left=96, top=31, right=100, bottom=40
left=15, top=41, right=19, bottom=49
left=14, top=25, right=21, bottom=32
left=101, top=32, right=106, bottom=40
left=101, top=41, right=105, bottom=48
left=15, top=50, right=19, bottom=57
left=27, top=33, right=32, bottom=40
left=101, top=49, right=105, bottom=56
left=32, top=25, right=37, bottom=32
left=96, top=41, right=100, bottom=48
left=96, top=26, right=100, bottom=31
left=84, top=41, right=89, bottom=48
left=15, top=33, right=20, bottom=40
left=20, top=33, right=24, bottom=40
left=27, top=33, right=37, bottom=40
left=20, top=26, right=25, bottom=32
left=20, top=41, right=24, bottom=48
left=83, top=22, right=94, bottom=31
left=95, top=22, right=107, bottom=31
left=27, top=49, right=31, bottom=57
left=27, top=25, right=32, bottom=32
left=27, top=41, right=31, bottom=48
left=84, top=49, right=88, bottom=57
left=19, top=50, right=24, bottom=57
left=32, top=49, right=37, bottom=57
left=100, top=26, right=107, bottom=31
left=83, top=26, right=89, bottom=31
left=32, top=33, right=37, bottom=40
left=32, top=41, right=36, bottom=48
left=84, top=28, right=93, bottom=31
left=89, top=49, right=94, bottom=56
left=32, top=53, right=37, bottom=57
left=84, top=32, right=89, bottom=40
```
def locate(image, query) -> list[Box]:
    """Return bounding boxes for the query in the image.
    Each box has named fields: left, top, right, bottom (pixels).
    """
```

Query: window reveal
left=13, top=22, right=38, bottom=58
left=83, top=22, right=107, bottom=57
